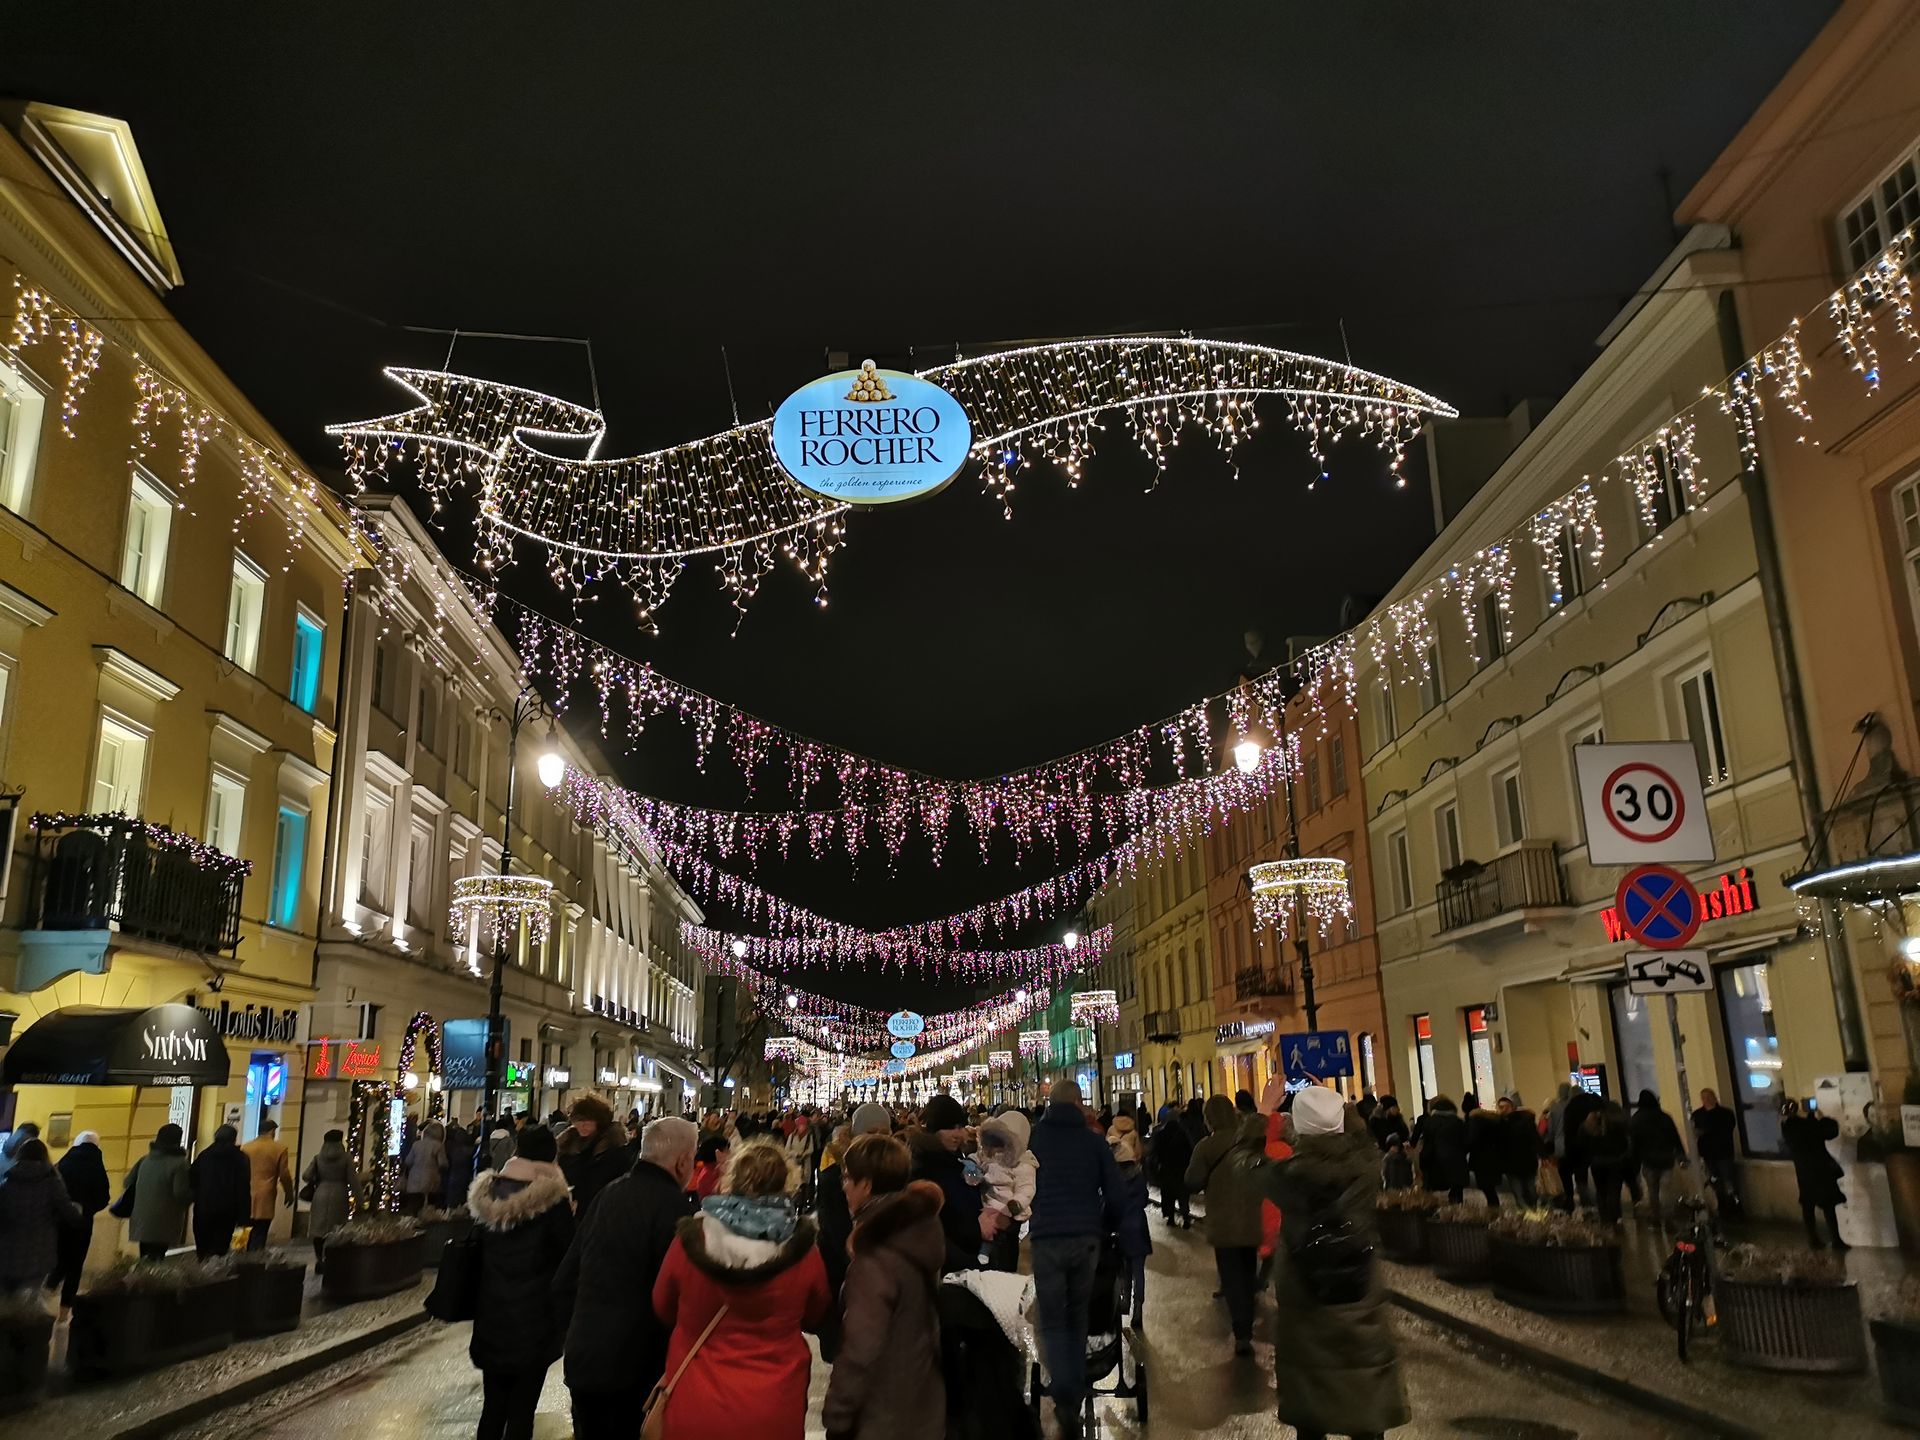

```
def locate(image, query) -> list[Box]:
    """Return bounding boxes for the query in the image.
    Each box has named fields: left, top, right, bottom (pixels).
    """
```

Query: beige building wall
left=1129, top=843, right=1215, bottom=1116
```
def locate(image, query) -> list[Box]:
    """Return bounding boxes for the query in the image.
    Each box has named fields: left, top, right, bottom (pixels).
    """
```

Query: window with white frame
left=0, top=366, right=46, bottom=515
left=206, top=770, right=246, bottom=857
left=1574, top=718, right=1606, bottom=748
left=1388, top=827, right=1413, bottom=914
left=120, top=472, right=173, bottom=606
left=1677, top=662, right=1730, bottom=788
left=1478, top=591, right=1506, bottom=663
left=0, top=662, right=13, bottom=775
left=1550, top=526, right=1585, bottom=608
left=225, top=552, right=267, bottom=672
left=1418, top=644, right=1442, bottom=713
left=1837, top=142, right=1920, bottom=272
left=92, top=713, right=148, bottom=814
left=1893, top=475, right=1920, bottom=648
left=1646, top=448, right=1688, bottom=534
left=361, top=793, right=392, bottom=908
left=407, top=819, right=434, bottom=926
left=1434, top=801, right=1462, bottom=872
left=1373, top=683, right=1396, bottom=750
left=1494, top=766, right=1527, bottom=849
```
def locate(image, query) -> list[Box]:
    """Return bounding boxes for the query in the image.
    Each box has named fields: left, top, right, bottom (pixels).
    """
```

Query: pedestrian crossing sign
left=1276, top=1029, right=1354, bottom=1079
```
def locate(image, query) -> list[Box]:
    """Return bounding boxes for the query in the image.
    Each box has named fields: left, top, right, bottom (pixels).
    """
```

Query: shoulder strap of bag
left=664, top=1304, right=728, bottom=1393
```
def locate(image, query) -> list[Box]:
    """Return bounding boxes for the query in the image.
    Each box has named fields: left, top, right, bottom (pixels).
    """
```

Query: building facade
left=1131, top=843, right=1216, bottom=1116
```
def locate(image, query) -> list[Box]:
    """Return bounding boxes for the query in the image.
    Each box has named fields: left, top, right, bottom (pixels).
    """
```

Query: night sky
left=1, top=5, right=1837, bottom=1010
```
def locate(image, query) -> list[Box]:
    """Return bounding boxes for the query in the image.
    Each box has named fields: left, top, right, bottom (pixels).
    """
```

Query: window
left=1837, top=142, right=1920, bottom=271
left=1893, top=475, right=1920, bottom=651
left=407, top=821, right=434, bottom=926
left=225, top=552, right=267, bottom=672
left=1645, top=447, right=1688, bottom=534
left=291, top=611, right=324, bottom=712
left=120, top=472, right=173, bottom=606
left=419, top=679, right=439, bottom=750
left=1465, top=1006, right=1496, bottom=1101
left=92, top=714, right=148, bottom=813
left=1608, top=984, right=1660, bottom=1106
left=1434, top=801, right=1461, bottom=872
left=1305, top=753, right=1323, bottom=812
left=1387, top=827, right=1413, bottom=914
left=1677, top=662, right=1730, bottom=787
left=1413, top=1014, right=1437, bottom=1108
left=1549, top=526, right=1585, bottom=608
left=1574, top=719, right=1606, bottom=749
left=1418, top=645, right=1442, bottom=714
left=1373, top=684, right=1396, bottom=750
left=1478, top=591, right=1506, bottom=662
left=206, top=771, right=246, bottom=857
left=361, top=795, right=392, bottom=908
left=1358, top=1032, right=1377, bottom=1094
left=1494, top=766, right=1527, bottom=849
left=1328, top=733, right=1347, bottom=796
left=1718, top=959, right=1787, bottom=1157
left=0, top=366, right=45, bottom=514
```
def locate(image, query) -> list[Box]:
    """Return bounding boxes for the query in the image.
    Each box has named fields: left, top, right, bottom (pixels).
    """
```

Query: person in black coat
left=442, top=1120, right=476, bottom=1208
left=1628, top=1090, right=1686, bottom=1224
left=1780, top=1097, right=1848, bottom=1250
left=189, top=1124, right=252, bottom=1259
left=1463, top=1095, right=1503, bottom=1207
left=1410, top=1096, right=1468, bottom=1202
left=906, top=1095, right=989, bottom=1274
left=1367, top=1095, right=1411, bottom=1152
left=816, top=1103, right=892, bottom=1360
left=554, top=1115, right=697, bottom=1440
left=53, top=1130, right=111, bottom=1310
left=1147, top=1103, right=1195, bottom=1228
left=558, top=1094, right=630, bottom=1219
left=467, top=1124, right=575, bottom=1440
left=1691, top=1088, right=1741, bottom=1218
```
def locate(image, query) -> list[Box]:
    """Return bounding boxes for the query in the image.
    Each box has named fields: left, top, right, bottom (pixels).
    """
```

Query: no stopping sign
left=1573, top=741, right=1715, bottom=867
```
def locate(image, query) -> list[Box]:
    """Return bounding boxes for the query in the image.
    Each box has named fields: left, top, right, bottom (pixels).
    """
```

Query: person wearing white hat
left=1263, top=1085, right=1408, bottom=1440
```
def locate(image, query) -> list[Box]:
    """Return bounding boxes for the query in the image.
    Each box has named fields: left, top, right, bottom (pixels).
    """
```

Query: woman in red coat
left=651, top=1139, right=830, bottom=1440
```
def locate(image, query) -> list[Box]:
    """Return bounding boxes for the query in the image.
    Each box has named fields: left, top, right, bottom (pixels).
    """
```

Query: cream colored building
left=1131, top=843, right=1216, bottom=1116
left=1362, top=230, right=1843, bottom=1217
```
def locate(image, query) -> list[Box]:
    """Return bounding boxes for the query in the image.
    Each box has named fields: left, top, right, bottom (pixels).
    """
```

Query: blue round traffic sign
left=1614, top=864, right=1702, bottom=949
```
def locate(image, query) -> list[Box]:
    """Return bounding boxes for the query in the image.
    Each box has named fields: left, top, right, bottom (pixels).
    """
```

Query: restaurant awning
left=2, top=1003, right=230, bottom=1087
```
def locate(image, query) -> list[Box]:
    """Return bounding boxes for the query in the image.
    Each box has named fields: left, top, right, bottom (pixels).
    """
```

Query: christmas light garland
left=1249, top=858, right=1353, bottom=939
left=28, top=810, right=255, bottom=880
left=450, top=874, right=555, bottom=951
left=1018, top=1029, right=1051, bottom=1059
left=1070, top=990, right=1120, bottom=1027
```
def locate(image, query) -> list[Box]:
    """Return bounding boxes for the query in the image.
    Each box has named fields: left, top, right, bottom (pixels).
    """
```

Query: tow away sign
left=1574, top=741, right=1715, bottom=867
left=1626, top=949, right=1713, bottom=995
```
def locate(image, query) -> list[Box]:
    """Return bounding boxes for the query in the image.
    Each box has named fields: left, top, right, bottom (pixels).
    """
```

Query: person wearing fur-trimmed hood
left=467, top=1125, right=576, bottom=1440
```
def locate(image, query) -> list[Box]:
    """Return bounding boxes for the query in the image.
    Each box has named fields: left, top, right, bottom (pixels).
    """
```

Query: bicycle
left=1654, top=1194, right=1717, bottom=1362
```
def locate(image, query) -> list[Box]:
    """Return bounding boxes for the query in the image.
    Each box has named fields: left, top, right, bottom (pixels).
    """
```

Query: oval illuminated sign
left=884, top=1059, right=907, bottom=1075
left=886, top=1011, right=925, bottom=1040
left=890, top=1040, right=916, bottom=1060
left=771, top=362, right=972, bottom=507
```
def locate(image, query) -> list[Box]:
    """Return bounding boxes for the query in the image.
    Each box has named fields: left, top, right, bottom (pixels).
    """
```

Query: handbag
left=640, top=1305, right=728, bottom=1440
left=423, top=1228, right=483, bottom=1322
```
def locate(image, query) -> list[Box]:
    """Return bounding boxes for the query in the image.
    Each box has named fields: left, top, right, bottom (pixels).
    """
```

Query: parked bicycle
left=1654, top=1194, right=1717, bottom=1362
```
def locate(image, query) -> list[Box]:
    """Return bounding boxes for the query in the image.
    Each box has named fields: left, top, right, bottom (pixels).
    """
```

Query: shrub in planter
left=320, top=1216, right=426, bottom=1303
left=1487, top=1211, right=1624, bottom=1314
left=70, top=1259, right=239, bottom=1377
left=0, top=1292, right=55, bottom=1412
left=418, top=1206, right=473, bottom=1269
left=1426, top=1203, right=1496, bottom=1283
left=1714, top=1246, right=1866, bottom=1374
left=1375, top=1189, right=1441, bottom=1262
left=217, top=1253, right=308, bottom=1337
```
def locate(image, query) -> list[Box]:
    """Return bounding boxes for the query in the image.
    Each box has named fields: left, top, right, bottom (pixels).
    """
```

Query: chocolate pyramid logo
left=844, top=358, right=894, bottom=403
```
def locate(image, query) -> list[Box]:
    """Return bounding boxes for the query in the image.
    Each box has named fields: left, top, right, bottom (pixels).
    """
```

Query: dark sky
left=2, top=5, right=1837, bottom=1009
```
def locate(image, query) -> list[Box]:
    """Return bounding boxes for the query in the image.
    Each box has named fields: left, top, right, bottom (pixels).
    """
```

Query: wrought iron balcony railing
left=1234, top=964, right=1293, bottom=1003
left=1143, top=1009, right=1181, bottom=1043
left=29, top=813, right=246, bottom=955
left=1436, top=840, right=1570, bottom=933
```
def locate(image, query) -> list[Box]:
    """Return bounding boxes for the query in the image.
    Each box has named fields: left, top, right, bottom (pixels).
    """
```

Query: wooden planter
left=1872, top=1318, right=1920, bottom=1421
left=1375, top=1207, right=1430, bottom=1262
left=0, top=1316, right=54, bottom=1412
left=1489, top=1236, right=1624, bottom=1313
left=320, top=1235, right=425, bottom=1302
left=234, top=1262, right=307, bottom=1337
left=420, top=1216, right=473, bottom=1269
left=69, top=1278, right=239, bottom=1377
left=1718, top=1279, right=1866, bottom=1373
left=1426, top=1220, right=1493, bottom=1282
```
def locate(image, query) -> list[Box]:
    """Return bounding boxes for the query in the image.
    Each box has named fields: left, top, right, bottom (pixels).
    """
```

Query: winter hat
left=1293, top=1084, right=1346, bottom=1137
left=1203, top=1092, right=1237, bottom=1134
left=850, top=1102, right=893, bottom=1137
left=1107, top=1114, right=1141, bottom=1164
left=1048, top=1078, right=1084, bottom=1108
left=922, top=1094, right=968, bottom=1133
left=982, top=1110, right=1031, bottom=1155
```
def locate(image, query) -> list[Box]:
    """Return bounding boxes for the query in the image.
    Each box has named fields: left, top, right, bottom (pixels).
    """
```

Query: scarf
left=702, top=1193, right=797, bottom=1244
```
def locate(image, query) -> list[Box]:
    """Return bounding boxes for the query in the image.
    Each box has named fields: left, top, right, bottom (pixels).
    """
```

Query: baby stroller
left=1027, top=1232, right=1149, bottom=1429
left=941, top=1272, right=1041, bottom=1440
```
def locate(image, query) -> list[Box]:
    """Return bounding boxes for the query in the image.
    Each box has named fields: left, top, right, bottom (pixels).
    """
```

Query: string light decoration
left=29, top=810, right=255, bottom=880
left=764, top=1037, right=800, bottom=1064
left=1070, top=990, right=1120, bottom=1027
left=988, top=1050, right=1014, bottom=1072
left=1249, top=858, right=1353, bottom=939
left=1019, top=1029, right=1051, bottom=1059
left=396, top=1010, right=447, bottom=1122
left=328, top=340, right=1455, bottom=627
left=683, top=923, right=1093, bottom=984
left=346, top=1078, right=400, bottom=1214
left=450, top=874, right=554, bottom=951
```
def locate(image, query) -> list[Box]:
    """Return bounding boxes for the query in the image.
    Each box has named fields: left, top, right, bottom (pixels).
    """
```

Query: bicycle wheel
left=1655, top=1260, right=1681, bottom=1328
left=1675, top=1264, right=1695, bottom=1364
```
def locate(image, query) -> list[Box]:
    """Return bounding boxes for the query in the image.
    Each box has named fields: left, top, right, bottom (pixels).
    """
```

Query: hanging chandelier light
left=1249, top=858, right=1353, bottom=938
left=764, top=1037, right=800, bottom=1063
left=450, top=874, right=555, bottom=950
left=988, top=1050, right=1013, bottom=1072
left=1070, top=990, right=1120, bottom=1027
left=1018, top=1029, right=1051, bottom=1058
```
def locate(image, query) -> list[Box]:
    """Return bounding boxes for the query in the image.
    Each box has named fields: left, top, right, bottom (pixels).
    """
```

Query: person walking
left=1029, top=1079, right=1129, bottom=1440
left=467, top=1125, right=575, bottom=1440
left=1464, top=1095, right=1503, bottom=1207
left=1692, top=1089, right=1741, bottom=1219
left=1184, top=1092, right=1267, bottom=1357
left=119, top=1123, right=192, bottom=1259
left=0, top=1123, right=40, bottom=1182
left=399, top=1119, right=447, bottom=1218
left=650, top=1139, right=830, bottom=1440
left=1583, top=1099, right=1634, bottom=1223
left=1781, top=1098, right=1848, bottom=1250
left=815, top=1101, right=892, bottom=1362
left=1559, top=1083, right=1602, bottom=1212
left=1629, top=1089, right=1685, bottom=1225
left=443, top=1116, right=476, bottom=1207
left=241, top=1119, right=295, bottom=1247
left=556, top=1116, right=698, bottom=1440
left=820, top=1134, right=946, bottom=1440
left=1410, top=1096, right=1468, bottom=1203
left=1147, top=1102, right=1195, bottom=1228
left=1496, top=1095, right=1541, bottom=1207
left=559, top=1094, right=630, bottom=1218
left=1105, top=1115, right=1152, bottom=1332
left=302, top=1129, right=353, bottom=1274
left=1366, top=1095, right=1410, bottom=1152
left=189, top=1124, right=252, bottom=1259
left=52, top=1130, right=110, bottom=1311
left=1263, top=1086, right=1410, bottom=1440
left=0, top=1138, right=79, bottom=1292
left=905, top=1094, right=993, bottom=1273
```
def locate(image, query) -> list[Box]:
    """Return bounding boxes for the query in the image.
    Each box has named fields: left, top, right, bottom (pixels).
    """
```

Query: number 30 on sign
left=1573, top=741, right=1716, bottom=867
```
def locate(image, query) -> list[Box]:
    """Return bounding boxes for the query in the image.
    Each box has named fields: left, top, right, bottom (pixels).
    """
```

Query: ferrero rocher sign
left=771, top=359, right=972, bottom=506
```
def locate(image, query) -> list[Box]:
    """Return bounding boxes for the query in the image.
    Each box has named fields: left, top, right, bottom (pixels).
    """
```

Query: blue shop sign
left=886, top=1010, right=925, bottom=1040
left=884, top=1059, right=907, bottom=1075
left=1276, top=1029, right=1355, bottom=1079
left=890, top=1039, right=916, bottom=1059
left=771, top=362, right=972, bottom=507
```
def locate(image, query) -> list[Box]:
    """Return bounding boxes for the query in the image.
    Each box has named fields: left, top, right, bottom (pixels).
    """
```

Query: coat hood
left=467, top=1167, right=571, bottom=1229
left=675, top=1210, right=819, bottom=1284
left=849, top=1179, right=945, bottom=1275
left=980, top=1111, right=1030, bottom=1154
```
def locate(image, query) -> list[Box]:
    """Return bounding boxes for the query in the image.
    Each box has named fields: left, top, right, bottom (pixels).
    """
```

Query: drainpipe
left=1716, top=291, right=1868, bottom=1069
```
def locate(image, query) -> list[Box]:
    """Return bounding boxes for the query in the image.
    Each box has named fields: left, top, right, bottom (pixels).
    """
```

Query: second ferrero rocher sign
left=771, top=359, right=973, bottom=507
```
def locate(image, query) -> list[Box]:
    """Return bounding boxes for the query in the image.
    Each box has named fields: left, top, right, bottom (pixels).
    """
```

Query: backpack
left=1286, top=1176, right=1373, bottom=1307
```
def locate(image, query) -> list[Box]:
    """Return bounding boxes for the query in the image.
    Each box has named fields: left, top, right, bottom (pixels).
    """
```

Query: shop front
left=1215, top=1019, right=1276, bottom=1104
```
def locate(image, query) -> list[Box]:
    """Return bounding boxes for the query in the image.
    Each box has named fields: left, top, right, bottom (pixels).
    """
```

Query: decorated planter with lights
left=69, top=1272, right=239, bottom=1377
left=320, top=1222, right=426, bottom=1303
left=0, top=1305, right=54, bottom=1412
left=233, top=1257, right=307, bottom=1337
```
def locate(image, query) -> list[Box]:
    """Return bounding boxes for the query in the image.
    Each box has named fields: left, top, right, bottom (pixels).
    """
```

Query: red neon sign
left=308, top=1038, right=382, bottom=1080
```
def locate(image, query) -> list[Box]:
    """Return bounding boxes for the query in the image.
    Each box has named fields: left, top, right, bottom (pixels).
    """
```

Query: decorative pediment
left=1547, top=665, right=1603, bottom=704
left=1639, top=594, right=1713, bottom=646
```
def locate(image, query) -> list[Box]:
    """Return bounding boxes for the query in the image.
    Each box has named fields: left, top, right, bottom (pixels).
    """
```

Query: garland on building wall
left=28, top=810, right=255, bottom=879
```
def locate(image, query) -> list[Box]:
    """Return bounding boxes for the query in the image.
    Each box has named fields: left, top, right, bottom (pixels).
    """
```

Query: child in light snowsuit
left=970, top=1110, right=1038, bottom=1264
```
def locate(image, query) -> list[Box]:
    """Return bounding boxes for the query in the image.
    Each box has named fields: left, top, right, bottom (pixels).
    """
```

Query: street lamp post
left=1274, top=701, right=1320, bottom=1033
left=480, top=691, right=564, bottom=1139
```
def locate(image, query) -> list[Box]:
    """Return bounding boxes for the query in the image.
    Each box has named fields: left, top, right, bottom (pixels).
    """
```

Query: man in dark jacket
left=1367, top=1096, right=1410, bottom=1152
left=1496, top=1095, right=1542, bottom=1206
left=558, top=1094, right=630, bottom=1218
left=555, top=1115, right=696, bottom=1440
left=816, top=1100, right=893, bottom=1360
left=1692, top=1088, right=1741, bottom=1218
left=53, top=1130, right=110, bottom=1309
left=1463, top=1095, right=1503, bottom=1206
left=906, top=1093, right=989, bottom=1274
left=1559, top=1084, right=1602, bottom=1211
left=1410, top=1096, right=1468, bottom=1202
left=1147, top=1103, right=1195, bottom=1228
left=189, top=1125, right=252, bottom=1259
left=1629, top=1089, right=1685, bottom=1224
left=1028, top=1078, right=1128, bottom=1440
left=469, top=1125, right=575, bottom=1440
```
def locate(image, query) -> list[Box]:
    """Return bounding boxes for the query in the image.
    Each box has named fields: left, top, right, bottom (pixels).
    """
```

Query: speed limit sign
left=1574, top=741, right=1715, bottom=866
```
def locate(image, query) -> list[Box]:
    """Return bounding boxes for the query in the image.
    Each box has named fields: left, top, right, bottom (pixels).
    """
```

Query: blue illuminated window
left=270, top=806, right=306, bottom=928
left=291, top=613, right=323, bottom=713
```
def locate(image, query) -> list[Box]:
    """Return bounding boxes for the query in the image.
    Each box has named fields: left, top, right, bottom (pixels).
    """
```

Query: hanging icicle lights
left=328, top=340, right=1455, bottom=627
left=1249, top=858, right=1353, bottom=939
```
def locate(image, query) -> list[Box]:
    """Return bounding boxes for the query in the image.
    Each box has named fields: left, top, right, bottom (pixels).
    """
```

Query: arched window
left=1177, top=947, right=1190, bottom=1007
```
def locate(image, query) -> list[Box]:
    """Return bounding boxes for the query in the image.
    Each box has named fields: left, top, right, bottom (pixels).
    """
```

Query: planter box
left=1719, top=1279, right=1866, bottom=1373
left=0, top=1317, right=54, bottom=1412
left=234, top=1263, right=307, bottom=1337
left=1489, top=1236, right=1624, bottom=1313
left=321, top=1235, right=425, bottom=1303
left=1376, top=1208, right=1429, bottom=1262
left=421, top=1216, right=473, bottom=1269
left=70, top=1278, right=238, bottom=1378
left=1427, top=1220, right=1492, bottom=1283
left=1873, top=1318, right=1920, bottom=1421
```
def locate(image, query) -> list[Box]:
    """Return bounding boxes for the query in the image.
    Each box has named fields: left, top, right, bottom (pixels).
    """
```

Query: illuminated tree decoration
left=988, top=1050, right=1014, bottom=1072
left=451, top=874, right=555, bottom=951
left=346, top=1078, right=400, bottom=1214
left=1070, top=990, right=1120, bottom=1027
left=1018, top=1030, right=1051, bottom=1059
left=1249, top=858, right=1353, bottom=939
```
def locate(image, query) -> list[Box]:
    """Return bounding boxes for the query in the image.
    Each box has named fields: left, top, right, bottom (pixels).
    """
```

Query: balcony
left=25, top=815, right=246, bottom=979
left=1436, top=840, right=1571, bottom=935
left=1143, top=1009, right=1180, bottom=1043
left=1234, top=964, right=1293, bottom=1004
